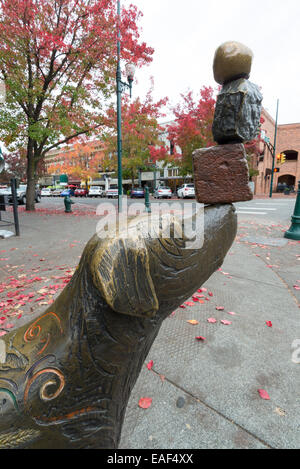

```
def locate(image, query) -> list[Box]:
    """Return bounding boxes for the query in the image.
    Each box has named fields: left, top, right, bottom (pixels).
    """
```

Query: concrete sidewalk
left=0, top=207, right=299, bottom=449
left=120, top=227, right=300, bottom=449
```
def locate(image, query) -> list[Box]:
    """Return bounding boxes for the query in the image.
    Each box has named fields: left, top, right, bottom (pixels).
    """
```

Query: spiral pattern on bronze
left=24, top=368, right=65, bottom=405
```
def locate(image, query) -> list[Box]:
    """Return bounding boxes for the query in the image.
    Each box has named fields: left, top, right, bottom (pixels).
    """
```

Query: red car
left=74, top=188, right=88, bottom=197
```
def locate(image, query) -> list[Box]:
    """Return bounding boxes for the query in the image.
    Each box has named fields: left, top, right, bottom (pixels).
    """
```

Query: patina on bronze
left=0, top=204, right=236, bottom=448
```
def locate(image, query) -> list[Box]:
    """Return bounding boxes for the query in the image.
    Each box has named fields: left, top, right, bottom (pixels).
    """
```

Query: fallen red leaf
left=207, top=318, right=217, bottom=323
left=266, top=321, right=272, bottom=328
left=258, top=389, right=270, bottom=400
left=138, top=397, right=152, bottom=409
left=195, top=336, right=206, bottom=341
left=146, top=360, right=154, bottom=370
left=220, top=320, right=232, bottom=325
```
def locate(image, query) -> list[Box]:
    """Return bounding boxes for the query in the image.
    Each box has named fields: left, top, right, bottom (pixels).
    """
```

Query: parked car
left=41, top=188, right=52, bottom=196
left=154, top=186, right=172, bottom=199
left=130, top=187, right=145, bottom=198
left=177, top=184, right=195, bottom=199
left=7, top=184, right=41, bottom=205
left=60, top=188, right=74, bottom=197
left=74, top=187, right=88, bottom=197
left=106, top=187, right=118, bottom=198
left=51, top=188, right=62, bottom=197
left=0, top=186, right=10, bottom=196
left=88, top=186, right=104, bottom=197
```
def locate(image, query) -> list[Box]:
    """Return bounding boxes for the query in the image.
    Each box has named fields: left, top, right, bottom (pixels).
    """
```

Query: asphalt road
left=37, top=195, right=296, bottom=225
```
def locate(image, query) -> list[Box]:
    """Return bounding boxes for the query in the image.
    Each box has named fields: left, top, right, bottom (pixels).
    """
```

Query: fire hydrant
left=64, top=195, right=74, bottom=213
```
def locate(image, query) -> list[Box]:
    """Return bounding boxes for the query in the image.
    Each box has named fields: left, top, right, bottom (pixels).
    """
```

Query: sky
left=127, top=0, right=300, bottom=125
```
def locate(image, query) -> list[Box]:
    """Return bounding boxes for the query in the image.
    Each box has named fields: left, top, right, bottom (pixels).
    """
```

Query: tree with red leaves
left=0, top=0, right=153, bottom=210
left=2, top=149, right=45, bottom=182
left=103, top=83, right=169, bottom=188
left=47, top=140, right=104, bottom=187
left=244, top=116, right=265, bottom=180
left=167, top=86, right=216, bottom=176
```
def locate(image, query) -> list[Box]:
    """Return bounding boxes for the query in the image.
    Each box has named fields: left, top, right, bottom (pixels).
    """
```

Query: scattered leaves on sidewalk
left=187, top=319, right=199, bottom=325
left=195, top=336, right=206, bottom=341
left=266, top=321, right=273, bottom=328
left=207, top=318, right=217, bottom=323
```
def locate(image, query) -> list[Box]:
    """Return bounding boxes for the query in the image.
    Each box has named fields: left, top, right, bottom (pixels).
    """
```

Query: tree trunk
left=26, top=138, right=36, bottom=211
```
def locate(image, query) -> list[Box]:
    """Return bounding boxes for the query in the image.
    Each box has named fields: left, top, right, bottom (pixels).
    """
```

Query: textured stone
left=192, top=143, right=253, bottom=204
left=213, top=41, right=253, bottom=85
left=212, top=78, right=263, bottom=144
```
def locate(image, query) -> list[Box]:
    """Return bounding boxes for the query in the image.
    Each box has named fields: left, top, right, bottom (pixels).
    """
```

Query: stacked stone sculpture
left=193, top=41, right=263, bottom=204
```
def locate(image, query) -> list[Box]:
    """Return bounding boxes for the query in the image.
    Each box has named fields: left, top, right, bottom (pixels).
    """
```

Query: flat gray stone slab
left=243, top=236, right=288, bottom=247
left=0, top=230, right=14, bottom=239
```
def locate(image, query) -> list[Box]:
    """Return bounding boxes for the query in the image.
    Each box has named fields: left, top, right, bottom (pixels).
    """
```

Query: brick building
left=254, top=109, right=300, bottom=195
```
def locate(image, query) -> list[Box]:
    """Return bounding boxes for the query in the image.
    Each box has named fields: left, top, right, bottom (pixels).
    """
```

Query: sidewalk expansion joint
left=152, top=370, right=274, bottom=449
left=242, top=244, right=300, bottom=309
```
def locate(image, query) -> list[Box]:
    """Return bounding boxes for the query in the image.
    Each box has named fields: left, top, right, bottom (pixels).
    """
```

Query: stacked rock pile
left=193, top=41, right=263, bottom=204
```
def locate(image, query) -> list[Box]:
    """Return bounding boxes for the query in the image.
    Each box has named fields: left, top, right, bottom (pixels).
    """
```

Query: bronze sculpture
left=0, top=204, right=237, bottom=448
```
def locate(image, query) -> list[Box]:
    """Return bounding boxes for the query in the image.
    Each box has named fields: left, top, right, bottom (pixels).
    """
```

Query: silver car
left=154, top=186, right=172, bottom=199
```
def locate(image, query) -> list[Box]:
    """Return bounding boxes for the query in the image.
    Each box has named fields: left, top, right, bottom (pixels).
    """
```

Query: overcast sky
left=128, top=0, right=300, bottom=125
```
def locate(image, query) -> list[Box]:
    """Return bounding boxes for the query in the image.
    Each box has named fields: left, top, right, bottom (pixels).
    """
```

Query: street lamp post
left=116, top=0, right=135, bottom=213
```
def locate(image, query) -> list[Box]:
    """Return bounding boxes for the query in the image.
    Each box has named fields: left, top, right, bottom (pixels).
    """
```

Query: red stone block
left=192, top=143, right=253, bottom=204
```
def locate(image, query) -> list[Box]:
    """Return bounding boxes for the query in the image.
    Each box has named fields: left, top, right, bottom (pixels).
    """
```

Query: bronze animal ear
left=90, top=235, right=159, bottom=318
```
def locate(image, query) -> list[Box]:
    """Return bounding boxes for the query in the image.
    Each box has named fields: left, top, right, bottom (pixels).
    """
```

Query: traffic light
left=276, top=153, right=281, bottom=162
left=273, top=168, right=280, bottom=173
left=280, top=153, right=286, bottom=164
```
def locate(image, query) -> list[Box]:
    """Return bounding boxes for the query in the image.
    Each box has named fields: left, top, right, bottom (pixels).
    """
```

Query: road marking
left=255, top=202, right=291, bottom=205
left=236, top=207, right=277, bottom=211
left=237, top=211, right=267, bottom=215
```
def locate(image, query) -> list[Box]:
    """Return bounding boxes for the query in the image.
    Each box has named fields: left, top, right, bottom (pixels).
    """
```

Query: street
left=36, top=194, right=296, bottom=224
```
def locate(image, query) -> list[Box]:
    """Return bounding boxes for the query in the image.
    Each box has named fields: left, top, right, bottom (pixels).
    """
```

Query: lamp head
left=125, top=63, right=135, bottom=84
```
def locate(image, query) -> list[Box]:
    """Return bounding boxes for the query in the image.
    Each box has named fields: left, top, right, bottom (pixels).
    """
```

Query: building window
left=283, top=150, right=298, bottom=161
